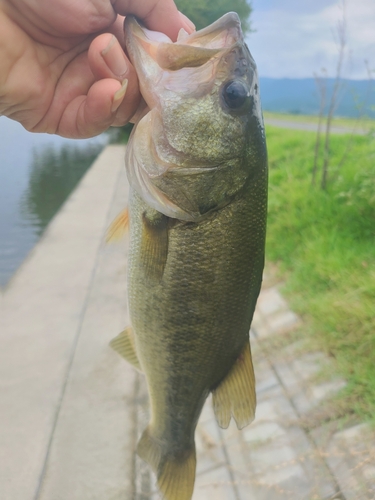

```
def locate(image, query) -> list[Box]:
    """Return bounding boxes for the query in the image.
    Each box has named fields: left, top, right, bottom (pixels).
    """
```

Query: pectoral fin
left=141, top=210, right=169, bottom=281
left=106, top=208, right=129, bottom=243
left=212, top=341, right=256, bottom=430
left=109, top=327, right=142, bottom=372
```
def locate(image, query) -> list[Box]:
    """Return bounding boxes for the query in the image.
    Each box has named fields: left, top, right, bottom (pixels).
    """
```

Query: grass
left=265, top=124, right=375, bottom=423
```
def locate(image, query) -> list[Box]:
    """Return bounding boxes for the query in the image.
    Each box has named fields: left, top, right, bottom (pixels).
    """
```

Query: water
left=0, top=116, right=110, bottom=288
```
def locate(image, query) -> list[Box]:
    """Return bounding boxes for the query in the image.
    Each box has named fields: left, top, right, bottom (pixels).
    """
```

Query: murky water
left=0, top=116, right=110, bottom=288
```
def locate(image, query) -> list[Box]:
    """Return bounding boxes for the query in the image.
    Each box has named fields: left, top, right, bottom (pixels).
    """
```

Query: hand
left=0, top=0, right=194, bottom=138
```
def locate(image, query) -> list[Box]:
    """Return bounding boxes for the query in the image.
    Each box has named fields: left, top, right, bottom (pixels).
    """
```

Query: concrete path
left=264, top=117, right=371, bottom=135
left=1, top=145, right=374, bottom=500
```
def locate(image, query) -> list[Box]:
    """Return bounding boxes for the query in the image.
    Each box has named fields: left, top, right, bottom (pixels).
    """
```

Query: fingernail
left=102, top=35, right=128, bottom=78
left=111, top=79, right=128, bottom=113
left=178, top=12, right=195, bottom=33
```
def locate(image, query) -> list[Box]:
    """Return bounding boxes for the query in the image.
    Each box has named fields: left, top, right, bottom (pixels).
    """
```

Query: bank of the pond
left=265, top=124, right=375, bottom=422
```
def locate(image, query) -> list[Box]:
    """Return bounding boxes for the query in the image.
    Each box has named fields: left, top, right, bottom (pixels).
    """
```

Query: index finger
left=112, top=0, right=194, bottom=41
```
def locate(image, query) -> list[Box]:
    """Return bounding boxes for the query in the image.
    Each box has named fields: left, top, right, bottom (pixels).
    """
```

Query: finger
left=112, top=0, right=195, bottom=41
left=89, top=34, right=128, bottom=80
left=88, top=33, right=141, bottom=126
left=56, top=78, right=128, bottom=138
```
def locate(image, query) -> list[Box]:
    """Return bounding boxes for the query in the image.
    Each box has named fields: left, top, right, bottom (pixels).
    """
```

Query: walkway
left=1, top=145, right=373, bottom=500
left=264, top=117, right=371, bottom=135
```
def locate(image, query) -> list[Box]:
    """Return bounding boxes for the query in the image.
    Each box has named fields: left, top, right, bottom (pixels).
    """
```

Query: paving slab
left=221, top=367, right=338, bottom=500
left=252, top=286, right=301, bottom=338
left=311, top=423, right=375, bottom=500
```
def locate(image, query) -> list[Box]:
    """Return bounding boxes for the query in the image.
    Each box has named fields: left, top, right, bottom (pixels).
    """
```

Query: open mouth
left=124, top=12, right=243, bottom=72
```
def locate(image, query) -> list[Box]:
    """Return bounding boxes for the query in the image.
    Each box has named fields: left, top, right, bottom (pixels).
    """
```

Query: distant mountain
left=259, top=78, right=375, bottom=119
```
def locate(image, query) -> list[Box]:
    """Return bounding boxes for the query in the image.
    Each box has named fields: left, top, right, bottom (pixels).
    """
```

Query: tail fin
left=137, top=427, right=196, bottom=500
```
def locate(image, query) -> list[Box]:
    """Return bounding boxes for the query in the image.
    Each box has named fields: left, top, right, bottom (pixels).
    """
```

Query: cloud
left=247, top=0, right=375, bottom=79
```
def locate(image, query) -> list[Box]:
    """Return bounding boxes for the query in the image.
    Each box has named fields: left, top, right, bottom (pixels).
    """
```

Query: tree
left=313, top=1, right=375, bottom=190
left=175, top=0, right=252, bottom=34
left=313, top=1, right=347, bottom=190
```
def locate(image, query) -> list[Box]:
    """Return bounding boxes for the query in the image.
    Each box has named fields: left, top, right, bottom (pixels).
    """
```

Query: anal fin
left=137, top=426, right=196, bottom=500
left=212, top=341, right=256, bottom=430
left=109, top=327, right=142, bottom=372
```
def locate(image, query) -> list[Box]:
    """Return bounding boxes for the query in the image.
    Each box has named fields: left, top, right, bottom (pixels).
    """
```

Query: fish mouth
left=125, top=12, right=242, bottom=70
left=124, top=12, right=244, bottom=107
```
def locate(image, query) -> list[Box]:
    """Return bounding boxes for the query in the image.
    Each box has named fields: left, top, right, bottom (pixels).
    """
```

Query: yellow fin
left=137, top=427, right=196, bottom=500
left=141, top=211, right=169, bottom=281
left=158, top=450, right=196, bottom=500
left=109, top=327, right=142, bottom=371
left=212, top=341, right=256, bottom=430
left=106, top=208, right=129, bottom=243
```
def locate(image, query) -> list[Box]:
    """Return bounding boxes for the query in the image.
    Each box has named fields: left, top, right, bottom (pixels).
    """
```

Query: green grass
left=265, top=125, right=375, bottom=422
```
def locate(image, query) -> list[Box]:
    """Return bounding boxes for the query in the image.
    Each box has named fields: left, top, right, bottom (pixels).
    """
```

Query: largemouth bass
left=110, top=12, right=267, bottom=500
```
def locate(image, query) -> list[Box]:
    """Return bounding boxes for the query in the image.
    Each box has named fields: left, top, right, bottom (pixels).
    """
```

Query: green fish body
left=111, top=13, right=268, bottom=500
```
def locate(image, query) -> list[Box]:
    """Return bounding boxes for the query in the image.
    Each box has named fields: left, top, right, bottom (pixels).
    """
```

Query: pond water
left=0, top=116, right=110, bottom=288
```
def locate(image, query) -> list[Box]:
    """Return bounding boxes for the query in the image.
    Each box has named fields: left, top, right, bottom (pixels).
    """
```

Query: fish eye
left=222, top=81, right=249, bottom=109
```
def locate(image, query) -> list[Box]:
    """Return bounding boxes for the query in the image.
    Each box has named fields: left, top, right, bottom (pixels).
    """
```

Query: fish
left=110, top=12, right=268, bottom=500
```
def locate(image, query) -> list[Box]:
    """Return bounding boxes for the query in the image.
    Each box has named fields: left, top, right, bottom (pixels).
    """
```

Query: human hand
left=0, top=0, right=194, bottom=138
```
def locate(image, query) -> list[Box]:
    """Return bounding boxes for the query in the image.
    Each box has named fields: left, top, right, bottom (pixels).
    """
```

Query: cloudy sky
left=246, top=0, right=375, bottom=79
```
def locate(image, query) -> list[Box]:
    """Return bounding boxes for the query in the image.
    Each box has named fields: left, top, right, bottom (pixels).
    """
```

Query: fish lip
left=181, top=11, right=242, bottom=46
left=125, top=12, right=242, bottom=47
left=124, top=16, right=152, bottom=44
left=124, top=12, right=243, bottom=72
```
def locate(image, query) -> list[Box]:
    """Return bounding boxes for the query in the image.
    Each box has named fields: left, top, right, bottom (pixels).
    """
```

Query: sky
left=246, top=0, right=375, bottom=80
